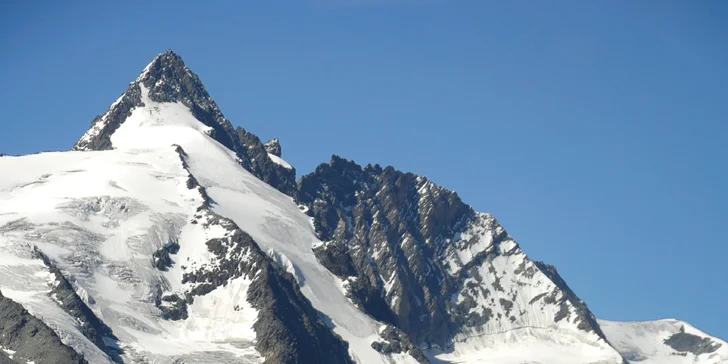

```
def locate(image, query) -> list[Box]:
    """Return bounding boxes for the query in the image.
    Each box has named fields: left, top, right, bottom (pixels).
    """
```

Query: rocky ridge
left=296, top=156, right=610, bottom=351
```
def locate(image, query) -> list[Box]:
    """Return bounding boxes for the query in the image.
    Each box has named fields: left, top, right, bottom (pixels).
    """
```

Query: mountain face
left=0, top=50, right=722, bottom=364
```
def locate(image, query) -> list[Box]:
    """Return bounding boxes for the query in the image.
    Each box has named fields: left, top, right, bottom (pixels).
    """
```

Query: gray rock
left=534, top=261, right=608, bottom=339
left=297, top=156, right=469, bottom=346
left=664, top=325, right=722, bottom=355
left=152, top=239, right=180, bottom=271
left=264, top=138, right=282, bottom=157
left=371, top=325, right=431, bottom=364
left=32, top=248, right=122, bottom=361
left=237, top=128, right=296, bottom=196
left=0, top=290, right=88, bottom=364
left=296, top=155, right=611, bottom=350
left=155, top=292, right=188, bottom=321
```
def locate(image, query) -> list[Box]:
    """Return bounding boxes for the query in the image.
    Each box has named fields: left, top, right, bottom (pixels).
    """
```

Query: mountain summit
left=73, top=50, right=296, bottom=195
left=0, top=50, right=723, bottom=364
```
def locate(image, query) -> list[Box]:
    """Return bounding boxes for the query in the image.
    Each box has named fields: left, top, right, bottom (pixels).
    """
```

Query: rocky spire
left=73, top=49, right=239, bottom=153
left=263, top=138, right=282, bottom=157
left=297, top=155, right=612, bottom=349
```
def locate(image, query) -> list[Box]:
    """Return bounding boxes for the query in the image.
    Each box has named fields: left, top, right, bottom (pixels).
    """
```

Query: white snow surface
left=600, top=319, right=728, bottom=364
left=266, top=153, right=292, bottom=170
left=0, top=147, right=261, bottom=363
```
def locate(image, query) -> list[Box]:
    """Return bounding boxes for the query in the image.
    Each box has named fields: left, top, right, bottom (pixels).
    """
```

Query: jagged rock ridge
left=264, top=138, right=282, bottom=157
left=296, top=155, right=616, bottom=358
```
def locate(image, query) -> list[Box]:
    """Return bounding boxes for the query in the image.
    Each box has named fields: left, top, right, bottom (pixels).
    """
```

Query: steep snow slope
left=0, top=148, right=263, bottom=363
left=600, top=319, right=727, bottom=364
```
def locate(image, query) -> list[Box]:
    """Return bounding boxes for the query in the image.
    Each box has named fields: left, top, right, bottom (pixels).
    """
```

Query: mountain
left=599, top=319, right=727, bottom=364
left=0, top=50, right=721, bottom=364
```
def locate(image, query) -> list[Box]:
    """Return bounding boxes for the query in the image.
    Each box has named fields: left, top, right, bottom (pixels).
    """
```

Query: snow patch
left=267, top=153, right=292, bottom=170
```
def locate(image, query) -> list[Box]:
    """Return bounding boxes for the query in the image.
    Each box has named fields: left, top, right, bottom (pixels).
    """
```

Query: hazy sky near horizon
left=1, top=1, right=726, bottom=339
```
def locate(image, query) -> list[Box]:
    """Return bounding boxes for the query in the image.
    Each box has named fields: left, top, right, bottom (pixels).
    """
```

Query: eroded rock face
left=371, top=325, right=430, bottom=364
left=0, top=290, right=88, bottom=364
left=236, top=128, right=296, bottom=196
left=665, top=326, right=723, bottom=355
left=297, top=155, right=608, bottom=348
left=264, top=138, right=282, bottom=157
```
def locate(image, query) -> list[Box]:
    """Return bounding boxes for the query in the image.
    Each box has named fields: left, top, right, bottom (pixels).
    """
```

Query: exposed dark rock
left=167, top=146, right=353, bottom=364
left=312, top=243, right=356, bottom=278
left=264, top=138, right=282, bottom=157
left=499, top=298, right=514, bottom=317
left=236, top=128, right=296, bottom=195
left=31, top=248, right=122, bottom=362
left=152, top=239, right=180, bottom=271
left=296, top=155, right=614, bottom=352
left=154, top=291, right=189, bottom=321
left=0, top=290, right=88, bottom=364
left=533, top=261, right=607, bottom=339
left=297, top=155, right=471, bottom=346
left=72, top=82, right=143, bottom=151
left=664, top=326, right=722, bottom=355
left=371, top=325, right=431, bottom=364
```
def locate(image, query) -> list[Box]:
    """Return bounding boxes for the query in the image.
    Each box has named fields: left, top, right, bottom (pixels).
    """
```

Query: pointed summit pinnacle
left=136, top=49, right=208, bottom=105
left=73, top=49, right=234, bottom=151
left=264, top=138, right=282, bottom=157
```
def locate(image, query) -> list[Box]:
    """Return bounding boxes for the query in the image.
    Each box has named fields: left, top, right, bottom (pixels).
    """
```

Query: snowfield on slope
left=0, top=148, right=262, bottom=363
left=600, top=319, right=728, bottom=364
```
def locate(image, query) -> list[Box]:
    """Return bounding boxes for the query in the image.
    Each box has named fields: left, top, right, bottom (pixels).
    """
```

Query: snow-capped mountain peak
left=0, top=50, right=723, bottom=364
left=73, top=49, right=297, bottom=195
left=74, top=49, right=236, bottom=154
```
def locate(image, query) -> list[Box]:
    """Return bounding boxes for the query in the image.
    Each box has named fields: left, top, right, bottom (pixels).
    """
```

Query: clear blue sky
left=1, top=1, right=726, bottom=339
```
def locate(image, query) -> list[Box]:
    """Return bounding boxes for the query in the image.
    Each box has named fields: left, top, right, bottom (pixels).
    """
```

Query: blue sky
left=1, top=1, right=726, bottom=338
